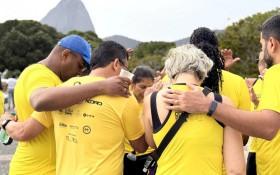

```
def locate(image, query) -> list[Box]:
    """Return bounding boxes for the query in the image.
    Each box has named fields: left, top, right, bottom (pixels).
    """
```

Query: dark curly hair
left=190, top=27, right=224, bottom=93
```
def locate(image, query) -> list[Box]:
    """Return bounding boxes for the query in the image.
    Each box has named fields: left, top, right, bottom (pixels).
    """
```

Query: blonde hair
left=165, top=44, right=213, bottom=81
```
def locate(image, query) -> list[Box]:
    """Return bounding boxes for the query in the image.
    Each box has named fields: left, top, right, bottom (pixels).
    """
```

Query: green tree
left=218, top=8, right=280, bottom=77
left=0, top=20, right=62, bottom=72
left=130, top=41, right=175, bottom=71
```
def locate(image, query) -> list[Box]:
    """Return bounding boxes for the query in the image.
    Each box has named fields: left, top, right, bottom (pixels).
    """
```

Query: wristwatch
left=1, top=119, right=12, bottom=131
left=207, top=100, right=218, bottom=117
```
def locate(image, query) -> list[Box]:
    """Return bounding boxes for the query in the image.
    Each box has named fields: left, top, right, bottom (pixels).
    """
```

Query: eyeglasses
left=118, top=59, right=129, bottom=71
left=77, top=56, right=88, bottom=73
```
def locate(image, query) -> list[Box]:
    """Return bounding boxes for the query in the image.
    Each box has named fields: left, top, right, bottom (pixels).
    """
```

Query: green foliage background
left=217, top=8, right=280, bottom=78
left=129, top=41, right=176, bottom=72
left=0, top=8, right=279, bottom=78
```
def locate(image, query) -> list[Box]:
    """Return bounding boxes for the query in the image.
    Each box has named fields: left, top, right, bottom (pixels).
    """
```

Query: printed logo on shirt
left=65, top=108, right=73, bottom=115
left=175, top=111, right=188, bottom=122
left=175, top=111, right=182, bottom=120
left=59, top=122, right=67, bottom=128
left=73, top=81, right=81, bottom=85
left=85, top=99, right=103, bottom=106
left=66, top=135, right=78, bottom=144
left=83, top=113, right=94, bottom=118
left=58, top=109, right=81, bottom=117
left=83, top=126, right=91, bottom=134
left=70, top=125, right=79, bottom=130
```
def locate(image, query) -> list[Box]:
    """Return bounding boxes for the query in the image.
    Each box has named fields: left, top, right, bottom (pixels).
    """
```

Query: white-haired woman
left=143, top=44, right=245, bottom=175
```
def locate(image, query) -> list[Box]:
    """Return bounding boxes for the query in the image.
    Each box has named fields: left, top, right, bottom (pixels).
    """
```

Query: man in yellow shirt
left=2, top=41, right=148, bottom=175
left=162, top=14, right=280, bottom=175
left=1, top=35, right=131, bottom=175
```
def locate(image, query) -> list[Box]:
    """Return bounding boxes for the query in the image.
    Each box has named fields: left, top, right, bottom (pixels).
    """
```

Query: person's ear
left=112, top=58, right=120, bottom=71
left=61, top=49, right=71, bottom=61
left=268, top=37, right=278, bottom=53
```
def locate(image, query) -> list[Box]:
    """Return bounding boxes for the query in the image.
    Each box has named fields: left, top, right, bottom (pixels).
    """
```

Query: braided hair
left=190, top=27, right=224, bottom=93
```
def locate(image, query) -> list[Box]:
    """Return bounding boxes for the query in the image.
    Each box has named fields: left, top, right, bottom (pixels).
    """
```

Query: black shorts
left=247, top=152, right=256, bottom=175
left=123, top=153, right=151, bottom=175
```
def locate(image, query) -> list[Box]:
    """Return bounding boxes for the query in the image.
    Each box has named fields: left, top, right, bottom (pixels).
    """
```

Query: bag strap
left=151, top=86, right=223, bottom=161
left=150, top=91, right=161, bottom=131
left=152, top=111, right=189, bottom=161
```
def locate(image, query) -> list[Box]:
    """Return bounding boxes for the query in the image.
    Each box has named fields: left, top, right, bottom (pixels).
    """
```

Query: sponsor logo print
left=66, top=135, right=78, bottom=144
left=83, top=113, right=94, bottom=118
left=65, top=108, right=73, bottom=115
left=85, top=99, right=102, bottom=106
left=83, top=126, right=91, bottom=134
left=59, top=122, right=67, bottom=128
left=73, top=81, right=81, bottom=85
left=174, top=111, right=182, bottom=120
left=70, top=125, right=79, bottom=130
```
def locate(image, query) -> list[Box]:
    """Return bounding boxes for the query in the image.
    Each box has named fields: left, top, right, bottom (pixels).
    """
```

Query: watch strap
left=207, top=100, right=218, bottom=117
left=2, top=119, right=12, bottom=131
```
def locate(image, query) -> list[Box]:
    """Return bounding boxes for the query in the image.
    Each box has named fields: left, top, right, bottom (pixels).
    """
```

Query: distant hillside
left=103, top=35, right=141, bottom=49
left=40, top=0, right=95, bottom=34
left=174, top=37, right=190, bottom=46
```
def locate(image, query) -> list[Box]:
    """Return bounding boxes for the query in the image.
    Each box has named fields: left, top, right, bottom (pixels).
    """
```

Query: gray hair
left=165, top=44, right=213, bottom=81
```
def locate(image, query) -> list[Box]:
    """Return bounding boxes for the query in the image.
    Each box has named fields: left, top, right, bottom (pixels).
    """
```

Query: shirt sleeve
left=32, top=111, right=54, bottom=128
left=238, top=79, right=251, bottom=110
left=25, top=69, right=59, bottom=104
left=122, top=96, right=144, bottom=141
left=258, top=69, right=280, bottom=113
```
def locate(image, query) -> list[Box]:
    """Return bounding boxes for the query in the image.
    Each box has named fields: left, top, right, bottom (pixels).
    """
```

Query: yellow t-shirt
left=124, top=102, right=154, bottom=156
left=11, top=64, right=61, bottom=175
left=33, top=76, right=144, bottom=175
left=153, top=84, right=224, bottom=175
left=0, top=91, right=4, bottom=114
left=256, top=64, right=280, bottom=175
left=161, top=75, right=168, bottom=83
left=220, top=70, right=251, bottom=110
left=249, top=78, right=263, bottom=153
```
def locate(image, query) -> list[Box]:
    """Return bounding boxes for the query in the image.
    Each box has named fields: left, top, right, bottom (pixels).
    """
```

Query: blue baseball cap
left=57, top=35, right=91, bottom=65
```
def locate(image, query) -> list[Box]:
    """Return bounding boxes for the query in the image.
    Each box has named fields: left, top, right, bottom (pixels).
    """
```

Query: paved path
left=0, top=139, right=17, bottom=175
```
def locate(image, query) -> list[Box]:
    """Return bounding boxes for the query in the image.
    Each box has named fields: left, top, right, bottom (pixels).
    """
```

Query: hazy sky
left=0, top=0, right=278, bottom=42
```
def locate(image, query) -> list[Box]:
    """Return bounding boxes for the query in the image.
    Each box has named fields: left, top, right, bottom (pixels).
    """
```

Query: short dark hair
left=132, top=66, right=155, bottom=84
left=259, top=14, right=280, bottom=42
left=90, top=41, right=128, bottom=70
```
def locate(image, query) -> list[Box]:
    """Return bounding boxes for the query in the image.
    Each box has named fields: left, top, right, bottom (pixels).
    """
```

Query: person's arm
left=4, top=118, right=46, bottom=141
left=142, top=93, right=157, bottom=149
left=221, top=96, right=245, bottom=175
left=129, top=134, right=148, bottom=153
left=223, top=125, right=246, bottom=175
left=162, top=84, right=280, bottom=140
left=31, top=76, right=131, bottom=111
left=123, top=96, right=148, bottom=153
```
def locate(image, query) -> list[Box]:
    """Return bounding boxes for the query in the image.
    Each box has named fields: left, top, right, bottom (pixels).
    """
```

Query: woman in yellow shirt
left=124, top=66, right=156, bottom=175
left=143, top=44, right=245, bottom=175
